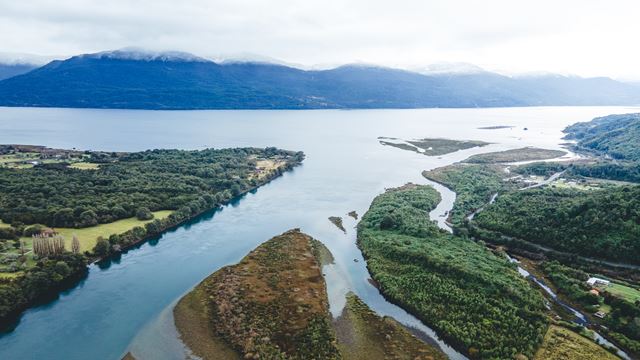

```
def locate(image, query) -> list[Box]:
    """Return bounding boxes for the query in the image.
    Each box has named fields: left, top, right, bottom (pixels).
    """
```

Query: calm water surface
left=0, top=106, right=636, bottom=360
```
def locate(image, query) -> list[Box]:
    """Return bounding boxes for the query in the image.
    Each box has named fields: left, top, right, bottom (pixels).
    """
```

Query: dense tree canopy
left=564, top=113, right=640, bottom=161
left=358, top=184, right=548, bottom=359
left=475, top=186, right=640, bottom=264
left=0, top=147, right=303, bottom=227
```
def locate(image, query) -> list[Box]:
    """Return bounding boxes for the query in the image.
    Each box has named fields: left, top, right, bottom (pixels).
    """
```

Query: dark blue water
left=0, top=106, right=633, bottom=360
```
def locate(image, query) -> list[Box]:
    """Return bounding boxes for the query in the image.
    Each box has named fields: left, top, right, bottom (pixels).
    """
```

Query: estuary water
left=0, top=106, right=636, bottom=360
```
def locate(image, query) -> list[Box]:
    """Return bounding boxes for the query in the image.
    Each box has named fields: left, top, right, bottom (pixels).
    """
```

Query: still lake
left=0, top=106, right=636, bottom=360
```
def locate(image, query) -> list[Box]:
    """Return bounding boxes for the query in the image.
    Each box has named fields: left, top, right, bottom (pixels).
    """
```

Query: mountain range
left=0, top=49, right=638, bottom=109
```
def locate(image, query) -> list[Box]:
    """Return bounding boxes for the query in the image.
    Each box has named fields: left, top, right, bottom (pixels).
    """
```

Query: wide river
left=0, top=106, right=637, bottom=360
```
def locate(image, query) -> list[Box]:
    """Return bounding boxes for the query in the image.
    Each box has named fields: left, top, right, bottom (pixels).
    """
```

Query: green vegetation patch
left=475, top=186, right=640, bottom=264
left=35, top=210, right=171, bottom=253
left=607, top=283, right=640, bottom=304
left=0, top=147, right=303, bottom=228
left=463, top=147, right=566, bottom=164
left=423, top=164, right=510, bottom=226
left=534, top=325, right=618, bottom=360
left=565, top=113, right=640, bottom=161
left=357, top=184, right=548, bottom=359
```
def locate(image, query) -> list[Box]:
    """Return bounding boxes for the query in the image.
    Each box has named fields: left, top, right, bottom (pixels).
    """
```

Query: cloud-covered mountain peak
left=417, top=62, right=488, bottom=75
left=80, top=48, right=209, bottom=63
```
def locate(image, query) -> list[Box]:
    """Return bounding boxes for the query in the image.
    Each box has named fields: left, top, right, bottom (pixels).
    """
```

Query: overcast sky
left=1, top=0, right=639, bottom=79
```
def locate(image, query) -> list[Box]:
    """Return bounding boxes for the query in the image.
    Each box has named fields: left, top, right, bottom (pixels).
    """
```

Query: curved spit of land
left=173, top=229, right=448, bottom=360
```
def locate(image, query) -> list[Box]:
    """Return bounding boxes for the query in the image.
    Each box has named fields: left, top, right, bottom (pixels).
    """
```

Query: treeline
left=0, top=147, right=303, bottom=228
left=474, top=186, right=640, bottom=264
left=0, top=253, right=87, bottom=325
left=357, top=184, right=548, bottom=359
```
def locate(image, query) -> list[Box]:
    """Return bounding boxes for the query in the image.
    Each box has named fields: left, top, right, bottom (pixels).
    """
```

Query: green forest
left=474, top=185, right=640, bottom=264
left=0, top=147, right=303, bottom=227
left=357, top=184, right=548, bottom=359
left=423, top=164, right=510, bottom=226
left=564, top=113, right=640, bottom=161
left=0, top=146, right=303, bottom=326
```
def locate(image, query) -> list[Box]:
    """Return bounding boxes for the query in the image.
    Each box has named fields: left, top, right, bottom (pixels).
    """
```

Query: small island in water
left=379, top=137, right=489, bottom=156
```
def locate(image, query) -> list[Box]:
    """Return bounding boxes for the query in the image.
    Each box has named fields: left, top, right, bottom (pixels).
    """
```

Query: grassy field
left=22, top=210, right=172, bottom=252
left=605, top=283, right=640, bottom=303
left=68, top=162, right=100, bottom=170
left=0, top=210, right=173, bottom=277
left=534, top=325, right=618, bottom=360
left=0, top=152, right=77, bottom=169
left=0, top=219, right=9, bottom=228
left=0, top=152, right=38, bottom=164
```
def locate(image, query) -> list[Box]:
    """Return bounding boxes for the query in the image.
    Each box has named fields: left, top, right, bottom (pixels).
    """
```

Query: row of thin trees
left=32, top=233, right=80, bottom=257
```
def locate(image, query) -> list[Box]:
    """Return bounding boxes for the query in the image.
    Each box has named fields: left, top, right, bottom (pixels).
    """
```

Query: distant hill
left=564, top=113, right=640, bottom=160
left=0, top=50, right=639, bottom=109
left=0, top=64, right=37, bottom=81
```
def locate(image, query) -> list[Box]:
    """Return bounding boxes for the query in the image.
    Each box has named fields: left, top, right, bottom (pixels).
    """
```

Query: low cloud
left=0, top=0, right=638, bottom=79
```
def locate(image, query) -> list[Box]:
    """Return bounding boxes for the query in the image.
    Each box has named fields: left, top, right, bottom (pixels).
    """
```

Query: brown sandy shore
left=173, top=229, right=444, bottom=360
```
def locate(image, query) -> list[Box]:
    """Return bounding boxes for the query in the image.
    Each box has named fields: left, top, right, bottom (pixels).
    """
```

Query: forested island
left=174, top=229, right=445, bottom=360
left=0, top=145, right=303, bottom=327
